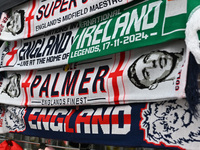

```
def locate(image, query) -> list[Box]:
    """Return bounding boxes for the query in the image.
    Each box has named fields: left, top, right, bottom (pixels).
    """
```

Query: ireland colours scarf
left=0, top=0, right=188, bottom=70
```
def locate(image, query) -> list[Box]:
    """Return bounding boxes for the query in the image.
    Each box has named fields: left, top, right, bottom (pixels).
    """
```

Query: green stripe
left=68, top=0, right=189, bottom=64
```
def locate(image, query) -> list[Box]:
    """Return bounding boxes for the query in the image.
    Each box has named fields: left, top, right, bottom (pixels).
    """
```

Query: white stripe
left=165, top=0, right=187, bottom=17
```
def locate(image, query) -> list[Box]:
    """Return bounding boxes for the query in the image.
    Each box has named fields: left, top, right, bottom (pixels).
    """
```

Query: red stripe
left=92, top=115, right=110, bottom=124
left=22, top=70, right=33, bottom=107
left=109, top=52, right=125, bottom=104
left=112, top=114, right=131, bottom=124
left=26, top=0, right=36, bottom=38
left=6, top=41, right=17, bottom=66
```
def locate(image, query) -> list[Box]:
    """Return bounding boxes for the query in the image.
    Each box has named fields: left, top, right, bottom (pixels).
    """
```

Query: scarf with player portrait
left=0, top=0, right=200, bottom=148
left=0, top=0, right=199, bottom=71
left=0, top=0, right=136, bottom=41
left=0, top=0, right=189, bottom=66
left=0, top=40, right=189, bottom=107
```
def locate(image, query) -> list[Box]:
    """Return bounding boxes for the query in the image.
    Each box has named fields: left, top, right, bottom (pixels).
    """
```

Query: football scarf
left=0, top=40, right=189, bottom=107
left=0, top=99, right=199, bottom=150
left=0, top=0, right=135, bottom=41
left=0, top=0, right=190, bottom=71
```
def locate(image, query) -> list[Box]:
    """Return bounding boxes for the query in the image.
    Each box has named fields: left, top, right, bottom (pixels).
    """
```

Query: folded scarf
left=0, top=0, right=189, bottom=70
left=0, top=99, right=199, bottom=150
left=0, top=0, right=135, bottom=40
left=0, top=40, right=189, bottom=107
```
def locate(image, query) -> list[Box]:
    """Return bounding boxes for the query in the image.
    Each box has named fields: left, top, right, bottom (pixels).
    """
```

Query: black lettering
left=93, top=65, right=109, bottom=93
left=60, top=0, right=69, bottom=13
left=26, top=41, right=37, bottom=59
left=44, top=2, right=54, bottom=18
left=31, top=75, right=42, bottom=97
left=47, top=34, right=62, bottom=55
left=36, top=38, right=45, bottom=58
left=61, top=70, right=80, bottom=96
left=52, top=0, right=62, bottom=16
left=69, top=0, right=77, bottom=10
left=58, top=31, right=72, bottom=53
left=39, top=74, right=51, bottom=97
left=79, top=68, right=94, bottom=95
left=51, top=73, right=60, bottom=97
left=43, top=36, right=55, bottom=56
left=30, top=39, right=43, bottom=59
left=19, top=42, right=29, bottom=60
left=36, top=5, right=45, bottom=21
left=82, top=0, right=88, bottom=4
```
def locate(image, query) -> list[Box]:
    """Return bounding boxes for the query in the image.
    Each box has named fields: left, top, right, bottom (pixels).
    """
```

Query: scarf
left=0, top=0, right=136, bottom=40
left=0, top=0, right=190, bottom=71
left=0, top=99, right=199, bottom=150
left=0, top=40, right=189, bottom=107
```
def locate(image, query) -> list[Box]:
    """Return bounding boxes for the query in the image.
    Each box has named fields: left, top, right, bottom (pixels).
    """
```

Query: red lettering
left=37, top=114, right=51, bottom=122
left=64, top=109, right=75, bottom=133
left=175, top=70, right=182, bottom=91
left=75, top=109, right=93, bottom=133
left=2, top=17, right=8, bottom=23
left=28, top=113, right=37, bottom=122
left=92, top=114, right=110, bottom=124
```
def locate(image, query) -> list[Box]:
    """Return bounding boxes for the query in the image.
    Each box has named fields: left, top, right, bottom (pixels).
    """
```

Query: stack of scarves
left=0, top=0, right=199, bottom=149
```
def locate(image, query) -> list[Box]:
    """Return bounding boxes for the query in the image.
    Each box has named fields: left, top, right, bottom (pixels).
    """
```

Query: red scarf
left=0, top=140, right=23, bottom=150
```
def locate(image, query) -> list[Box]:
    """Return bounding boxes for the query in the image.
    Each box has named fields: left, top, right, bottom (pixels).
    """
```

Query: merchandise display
left=0, top=0, right=200, bottom=149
